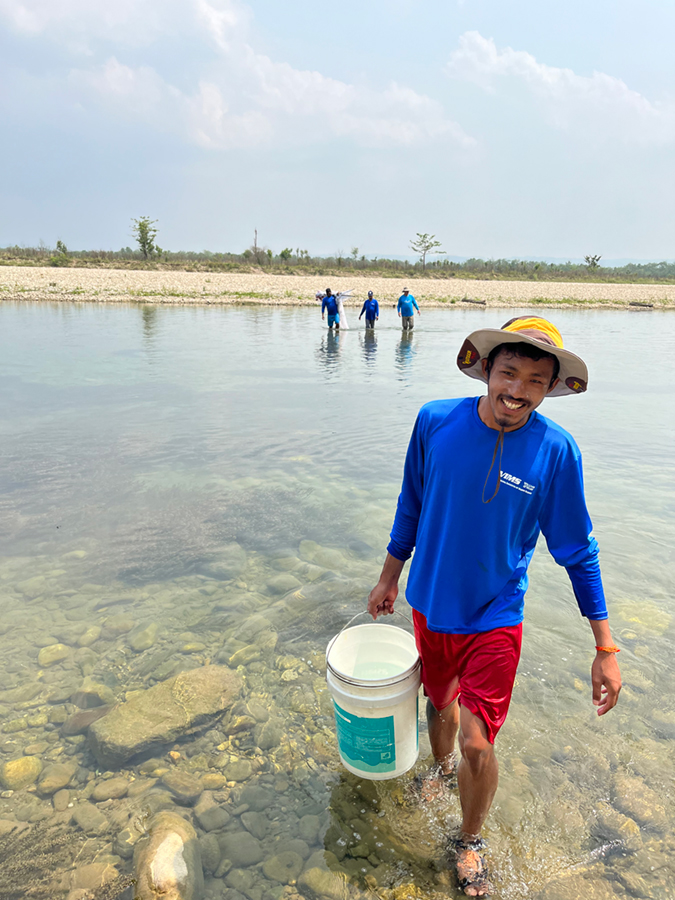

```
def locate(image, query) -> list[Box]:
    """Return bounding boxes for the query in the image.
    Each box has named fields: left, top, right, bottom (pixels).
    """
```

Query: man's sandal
left=451, top=836, right=494, bottom=897
left=411, top=756, right=458, bottom=802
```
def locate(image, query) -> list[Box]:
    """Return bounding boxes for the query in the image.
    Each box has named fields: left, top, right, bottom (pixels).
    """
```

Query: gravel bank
left=2, top=266, right=675, bottom=308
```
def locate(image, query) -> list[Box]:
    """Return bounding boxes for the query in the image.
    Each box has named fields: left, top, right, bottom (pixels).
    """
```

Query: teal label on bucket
left=333, top=701, right=396, bottom=773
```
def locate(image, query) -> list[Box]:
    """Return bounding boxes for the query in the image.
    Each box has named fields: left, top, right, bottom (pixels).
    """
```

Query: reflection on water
left=0, top=302, right=673, bottom=899
left=360, top=331, right=378, bottom=367
left=394, top=332, right=415, bottom=380
left=316, top=330, right=343, bottom=378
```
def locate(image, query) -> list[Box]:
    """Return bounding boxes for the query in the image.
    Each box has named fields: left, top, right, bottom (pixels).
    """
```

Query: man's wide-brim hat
left=456, top=316, right=588, bottom=397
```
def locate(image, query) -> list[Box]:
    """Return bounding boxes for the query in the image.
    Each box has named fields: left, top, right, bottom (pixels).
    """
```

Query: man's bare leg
left=455, top=706, right=497, bottom=896
left=427, top=697, right=460, bottom=773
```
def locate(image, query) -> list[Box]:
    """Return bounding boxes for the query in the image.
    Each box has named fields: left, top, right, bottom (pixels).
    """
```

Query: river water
left=0, top=301, right=673, bottom=899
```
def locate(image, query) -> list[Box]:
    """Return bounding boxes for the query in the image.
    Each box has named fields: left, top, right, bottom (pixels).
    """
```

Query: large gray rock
left=134, top=810, right=203, bottom=900
left=218, top=831, right=263, bottom=867
left=88, top=666, right=242, bottom=768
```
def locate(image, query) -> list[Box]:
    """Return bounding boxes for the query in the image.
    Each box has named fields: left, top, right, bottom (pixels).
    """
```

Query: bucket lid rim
left=326, top=655, right=421, bottom=687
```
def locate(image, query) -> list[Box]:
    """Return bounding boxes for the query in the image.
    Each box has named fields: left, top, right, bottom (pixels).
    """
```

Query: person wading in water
left=367, top=316, right=622, bottom=896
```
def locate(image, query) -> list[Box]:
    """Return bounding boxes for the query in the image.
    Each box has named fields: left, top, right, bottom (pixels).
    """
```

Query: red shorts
left=412, top=609, right=522, bottom=744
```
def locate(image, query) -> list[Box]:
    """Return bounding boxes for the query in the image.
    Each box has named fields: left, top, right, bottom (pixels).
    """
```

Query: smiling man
left=367, top=316, right=621, bottom=897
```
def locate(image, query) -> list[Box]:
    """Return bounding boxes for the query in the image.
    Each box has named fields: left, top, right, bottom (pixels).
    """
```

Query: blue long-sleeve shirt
left=397, top=295, right=419, bottom=316
left=360, top=299, right=379, bottom=320
left=387, top=397, right=607, bottom=633
left=322, top=296, right=338, bottom=316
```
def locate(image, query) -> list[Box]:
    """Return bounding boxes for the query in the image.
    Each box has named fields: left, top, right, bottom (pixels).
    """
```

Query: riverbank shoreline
left=2, top=266, right=675, bottom=309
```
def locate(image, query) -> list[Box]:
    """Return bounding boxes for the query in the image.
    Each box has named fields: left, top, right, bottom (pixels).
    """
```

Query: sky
left=1, top=0, right=674, bottom=260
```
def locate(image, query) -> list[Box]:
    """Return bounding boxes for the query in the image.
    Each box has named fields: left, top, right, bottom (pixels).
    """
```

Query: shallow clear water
left=0, top=301, right=674, bottom=899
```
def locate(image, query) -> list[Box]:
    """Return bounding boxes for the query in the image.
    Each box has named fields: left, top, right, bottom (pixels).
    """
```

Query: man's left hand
left=591, top=652, right=622, bottom=715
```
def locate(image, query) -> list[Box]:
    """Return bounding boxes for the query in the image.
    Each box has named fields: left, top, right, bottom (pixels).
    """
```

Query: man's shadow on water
left=360, top=330, right=378, bottom=367
left=315, top=330, right=343, bottom=378
left=395, top=331, right=416, bottom=379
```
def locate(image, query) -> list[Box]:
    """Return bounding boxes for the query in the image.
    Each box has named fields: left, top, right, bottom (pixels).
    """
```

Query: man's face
left=403, top=290, right=409, bottom=296
left=480, top=350, right=558, bottom=431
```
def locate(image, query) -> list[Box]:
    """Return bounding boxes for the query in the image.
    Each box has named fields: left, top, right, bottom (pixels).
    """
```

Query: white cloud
left=446, top=31, right=675, bottom=145
left=0, top=0, right=473, bottom=150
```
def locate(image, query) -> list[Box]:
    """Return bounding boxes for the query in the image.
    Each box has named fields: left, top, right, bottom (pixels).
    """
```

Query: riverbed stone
left=205, top=543, right=247, bottom=580
left=241, top=811, right=267, bottom=840
left=3, top=718, right=27, bottom=733
left=77, top=626, right=102, bottom=648
left=70, top=862, right=119, bottom=891
left=104, top=614, right=135, bottom=636
left=298, top=867, right=349, bottom=900
left=71, top=677, right=115, bottom=708
left=91, top=777, right=129, bottom=801
left=53, top=789, right=70, bottom=811
left=263, top=851, right=304, bottom=884
left=219, top=831, right=264, bottom=867
left=37, top=761, right=78, bottom=796
left=162, top=770, right=203, bottom=805
left=114, top=825, right=141, bottom=859
left=299, top=814, right=321, bottom=845
left=62, top=706, right=112, bottom=735
left=134, top=810, right=203, bottom=900
left=239, top=784, right=274, bottom=812
left=195, top=794, right=231, bottom=832
left=128, top=622, right=159, bottom=652
left=73, top=802, right=109, bottom=835
left=277, top=838, right=311, bottom=860
left=88, top=665, right=242, bottom=767
left=38, top=643, right=70, bottom=667
left=613, top=772, right=667, bottom=827
left=267, top=573, right=302, bottom=595
left=225, top=758, right=253, bottom=782
left=199, top=833, right=222, bottom=875
left=0, top=756, right=43, bottom=791
left=256, top=718, right=284, bottom=750
left=228, top=645, right=262, bottom=668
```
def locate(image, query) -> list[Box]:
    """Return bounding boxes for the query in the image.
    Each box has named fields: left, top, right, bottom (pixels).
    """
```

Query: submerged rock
left=298, top=866, right=349, bottom=900
left=88, top=666, right=242, bottom=768
left=36, top=761, right=78, bottom=796
left=134, top=810, right=203, bottom=900
left=218, top=831, right=263, bottom=867
left=0, top=756, right=42, bottom=791
left=128, top=622, right=159, bottom=652
left=71, top=677, right=115, bottom=708
left=62, top=705, right=112, bottom=736
left=37, top=643, right=70, bottom=667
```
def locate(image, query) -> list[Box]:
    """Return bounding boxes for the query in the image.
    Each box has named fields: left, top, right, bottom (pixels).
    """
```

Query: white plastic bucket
left=326, top=615, right=421, bottom=780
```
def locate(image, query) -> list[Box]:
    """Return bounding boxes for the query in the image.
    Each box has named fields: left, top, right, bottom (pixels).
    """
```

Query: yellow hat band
left=502, top=316, right=564, bottom=349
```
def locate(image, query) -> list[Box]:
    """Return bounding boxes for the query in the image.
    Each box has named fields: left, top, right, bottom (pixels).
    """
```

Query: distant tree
left=351, top=246, right=359, bottom=260
left=279, top=248, right=293, bottom=263
left=336, top=249, right=344, bottom=267
left=584, top=254, right=602, bottom=270
left=55, top=240, right=68, bottom=256
left=410, top=233, right=445, bottom=270
left=267, top=249, right=273, bottom=261
left=132, top=217, right=160, bottom=259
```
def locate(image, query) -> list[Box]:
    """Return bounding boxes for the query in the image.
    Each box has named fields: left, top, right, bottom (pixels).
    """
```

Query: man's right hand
left=367, top=580, right=398, bottom=619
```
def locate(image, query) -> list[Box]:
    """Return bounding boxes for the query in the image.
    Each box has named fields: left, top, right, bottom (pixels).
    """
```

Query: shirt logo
left=500, top=471, right=535, bottom=495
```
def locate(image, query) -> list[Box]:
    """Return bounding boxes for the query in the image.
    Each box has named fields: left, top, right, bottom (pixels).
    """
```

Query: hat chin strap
left=482, top=427, right=505, bottom=504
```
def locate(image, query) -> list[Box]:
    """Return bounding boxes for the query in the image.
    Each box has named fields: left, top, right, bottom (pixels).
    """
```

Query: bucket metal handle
left=338, top=608, right=413, bottom=636
left=326, top=608, right=414, bottom=667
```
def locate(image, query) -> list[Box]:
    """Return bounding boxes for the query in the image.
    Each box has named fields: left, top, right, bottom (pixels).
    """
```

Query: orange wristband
left=595, top=645, right=620, bottom=653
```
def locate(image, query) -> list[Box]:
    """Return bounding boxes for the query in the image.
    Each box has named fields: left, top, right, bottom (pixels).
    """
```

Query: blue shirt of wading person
left=322, top=295, right=338, bottom=317
left=360, top=298, right=380, bottom=320
left=387, top=396, right=607, bottom=634
left=397, top=294, right=419, bottom=317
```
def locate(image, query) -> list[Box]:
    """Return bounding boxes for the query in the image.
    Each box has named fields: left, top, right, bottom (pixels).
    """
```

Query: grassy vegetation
left=2, top=244, right=675, bottom=285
